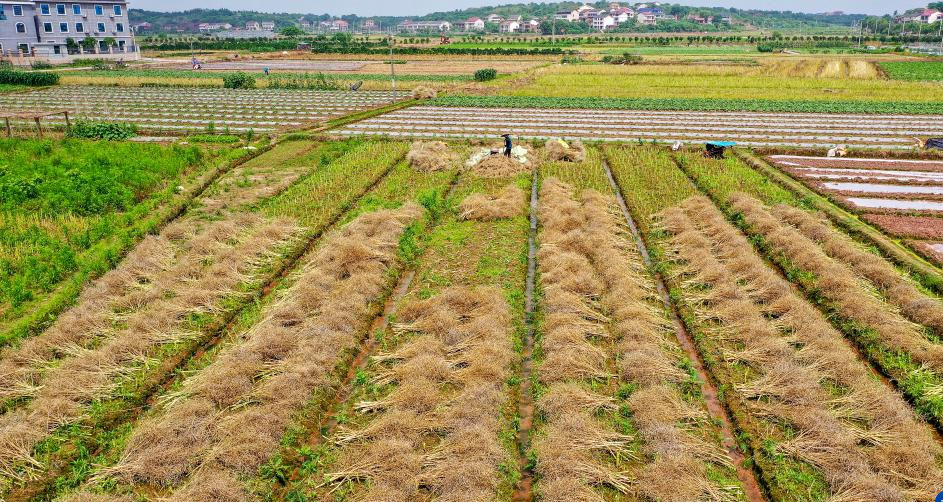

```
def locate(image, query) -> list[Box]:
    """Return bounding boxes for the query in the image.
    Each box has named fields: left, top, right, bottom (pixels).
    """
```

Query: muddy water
left=601, top=160, right=768, bottom=502
left=848, top=197, right=943, bottom=211
left=823, top=182, right=943, bottom=195
left=512, top=169, right=539, bottom=502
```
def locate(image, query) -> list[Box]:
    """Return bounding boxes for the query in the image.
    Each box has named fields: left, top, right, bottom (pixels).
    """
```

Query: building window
left=94, top=4, right=102, bottom=15
left=75, top=22, right=84, bottom=32
left=59, top=22, right=68, bottom=32
left=96, top=22, right=104, bottom=32
left=43, top=22, right=53, bottom=32
left=16, top=22, right=26, bottom=33
left=18, top=43, right=29, bottom=53
left=13, top=5, right=23, bottom=16
left=116, top=22, right=123, bottom=32
left=54, top=45, right=61, bottom=54
left=40, top=4, right=50, bottom=15
left=113, top=4, right=121, bottom=15
left=72, top=4, right=80, bottom=15
left=56, top=4, right=65, bottom=15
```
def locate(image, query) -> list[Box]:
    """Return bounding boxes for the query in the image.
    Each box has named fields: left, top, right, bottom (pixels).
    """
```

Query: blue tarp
left=706, top=141, right=737, bottom=147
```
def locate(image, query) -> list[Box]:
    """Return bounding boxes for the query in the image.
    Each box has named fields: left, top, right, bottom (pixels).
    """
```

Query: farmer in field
left=502, top=134, right=513, bottom=158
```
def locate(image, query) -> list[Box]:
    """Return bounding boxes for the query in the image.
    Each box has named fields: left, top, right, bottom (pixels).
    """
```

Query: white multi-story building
left=397, top=20, right=451, bottom=32
left=463, top=17, right=484, bottom=31
left=1, top=0, right=138, bottom=61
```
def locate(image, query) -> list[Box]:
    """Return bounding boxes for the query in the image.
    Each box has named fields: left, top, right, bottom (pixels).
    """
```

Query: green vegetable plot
left=879, top=61, right=943, bottom=81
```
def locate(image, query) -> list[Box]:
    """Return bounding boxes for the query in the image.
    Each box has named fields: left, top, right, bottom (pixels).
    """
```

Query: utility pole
left=552, top=16, right=556, bottom=45
left=938, top=19, right=942, bottom=55
left=389, top=36, right=396, bottom=99
left=857, top=20, right=863, bottom=47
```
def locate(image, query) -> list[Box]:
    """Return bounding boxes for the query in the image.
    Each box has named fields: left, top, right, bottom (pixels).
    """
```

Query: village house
left=0, top=0, right=139, bottom=61
left=245, top=21, right=261, bottom=30
left=463, top=17, right=485, bottom=31
left=485, top=13, right=504, bottom=24
left=362, top=19, right=377, bottom=31
left=590, top=13, right=616, bottom=31
left=521, top=18, right=540, bottom=32
left=499, top=16, right=522, bottom=32
left=686, top=13, right=714, bottom=24
left=260, top=21, right=275, bottom=30
left=554, top=9, right=579, bottom=21
left=398, top=19, right=452, bottom=32
left=198, top=22, right=232, bottom=31
left=920, top=8, right=942, bottom=23
left=636, top=9, right=657, bottom=25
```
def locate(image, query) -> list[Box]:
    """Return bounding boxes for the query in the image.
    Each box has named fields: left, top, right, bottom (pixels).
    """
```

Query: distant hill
left=129, top=3, right=867, bottom=33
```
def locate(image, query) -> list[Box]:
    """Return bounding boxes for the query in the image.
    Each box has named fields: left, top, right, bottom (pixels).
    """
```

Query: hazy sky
left=131, top=1, right=915, bottom=16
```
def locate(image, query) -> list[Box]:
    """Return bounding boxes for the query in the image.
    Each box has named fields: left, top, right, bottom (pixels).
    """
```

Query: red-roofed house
left=463, top=17, right=485, bottom=31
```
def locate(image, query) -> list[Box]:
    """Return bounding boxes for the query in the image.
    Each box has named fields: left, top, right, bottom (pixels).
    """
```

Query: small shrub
left=0, top=68, right=59, bottom=86
left=757, top=44, right=775, bottom=53
left=474, top=68, right=498, bottom=82
left=223, top=72, right=256, bottom=89
left=30, top=61, right=54, bottom=70
left=68, top=120, right=138, bottom=140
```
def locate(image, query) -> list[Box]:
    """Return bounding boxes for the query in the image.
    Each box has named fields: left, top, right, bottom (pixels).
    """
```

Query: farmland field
left=879, top=61, right=943, bottom=81
left=497, top=62, right=943, bottom=102
left=6, top=35, right=943, bottom=502
left=2, top=131, right=943, bottom=502
left=337, top=105, right=943, bottom=149
left=0, top=86, right=407, bottom=133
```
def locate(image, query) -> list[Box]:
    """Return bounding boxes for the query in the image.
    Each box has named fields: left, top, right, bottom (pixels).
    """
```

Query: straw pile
left=660, top=195, right=943, bottom=501
left=466, top=145, right=532, bottom=177
left=405, top=141, right=456, bottom=172
left=411, top=86, right=437, bottom=99
left=545, top=138, right=586, bottom=163
left=459, top=184, right=525, bottom=221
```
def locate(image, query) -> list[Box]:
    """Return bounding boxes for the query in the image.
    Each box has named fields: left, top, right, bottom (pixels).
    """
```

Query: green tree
left=331, top=32, right=353, bottom=45
left=279, top=26, right=304, bottom=37
left=81, top=36, right=97, bottom=51
left=929, top=2, right=943, bottom=11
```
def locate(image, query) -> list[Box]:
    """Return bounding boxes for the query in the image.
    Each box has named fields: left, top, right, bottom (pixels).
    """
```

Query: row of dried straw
left=0, top=215, right=298, bottom=482
left=662, top=195, right=942, bottom=500
left=773, top=204, right=943, bottom=335
left=537, top=178, right=738, bottom=501
left=730, top=193, right=943, bottom=370
left=107, top=204, right=421, bottom=502
left=323, top=286, right=513, bottom=499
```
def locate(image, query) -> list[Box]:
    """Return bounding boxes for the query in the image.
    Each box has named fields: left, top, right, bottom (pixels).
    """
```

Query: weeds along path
left=276, top=173, right=530, bottom=501
left=672, top=151, right=943, bottom=432
left=0, top=140, right=410, bottom=501
left=604, top=144, right=943, bottom=502
left=526, top=149, right=753, bottom=502
left=0, top=142, right=274, bottom=350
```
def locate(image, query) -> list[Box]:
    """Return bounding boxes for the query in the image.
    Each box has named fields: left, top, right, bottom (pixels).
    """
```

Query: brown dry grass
left=406, top=141, right=457, bottom=173
left=459, top=184, right=525, bottom=221
left=324, top=286, right=513, bottom=500
left=772, top=204, right=943, bottom=335
left=728, top=193, right=943, bottom=370
left=660, top=195, right=943, bottom=500
left=545, top=139, right=587, bottom=163
left=110, top=204, right=421, bottom=494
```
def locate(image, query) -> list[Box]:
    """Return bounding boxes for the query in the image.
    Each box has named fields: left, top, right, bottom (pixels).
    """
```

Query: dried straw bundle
left=406, top=141, right=456, bottom=173
left=411, top=85, right=438, bottom=99
left=545, top=138, right=587, bottom=163
left=459, top=184, right=525, bottom=221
